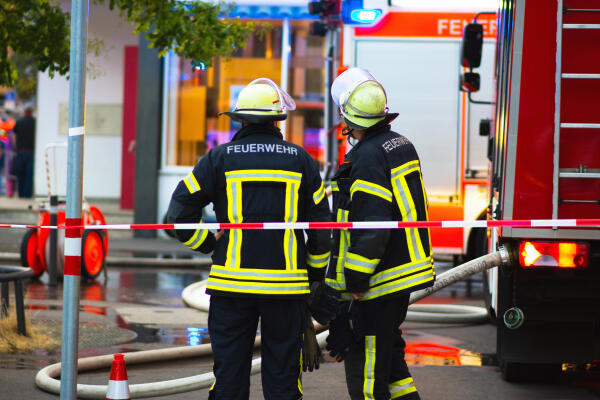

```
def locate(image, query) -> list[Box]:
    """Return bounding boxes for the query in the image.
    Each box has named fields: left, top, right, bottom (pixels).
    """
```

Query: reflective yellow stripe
left=361, top=268, right=435, bottom=301
left=345, top=252, right=379, bottom=274
left=210, top=265, right=308, bottom=281
left=307, top=251, right=330, bottom=268
left=390, top=163, right=427, bottom=262
left=183, top=219, right=210, bottom=250
left=350, top=179, right=393, bottom=202
left=298, top=341, right=303, bottom=395
left=325, top=278, right=346, bottom=290
left=225, top=169, right=302, bottom=183
left=209, top=379, right=216, bottom=391
left=399, top=176, right=425, bottom=260
left=370, top=258, right=433, bottom=286
left=225, top=169, right=301, bottom=272
left=206, top=277, right=309, bottom=295
left=225, top=180, right=243, bottom=268
left=390, top=161, right=419, bottom=179
left=389, top=377, right=417, bottom=399
left=363, top=336, right=376, bottom=399
left=313, top=181, right=325, bottom=205
left=284, top=182, right=300, bottom=270
left=331, top=181, right=339, bottom=191
left=336, top=209, right=349, bottom=284
left=183, top=172, right=201, bottom=194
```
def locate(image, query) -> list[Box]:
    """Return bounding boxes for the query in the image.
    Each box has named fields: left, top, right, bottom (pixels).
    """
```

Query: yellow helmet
left=331, top=68, right=390, bottom=130
left=220, top=78, right=296, bottom=124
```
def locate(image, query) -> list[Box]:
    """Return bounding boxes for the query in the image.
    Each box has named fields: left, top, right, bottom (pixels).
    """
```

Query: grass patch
left=0, top=308, right=60, bottom=353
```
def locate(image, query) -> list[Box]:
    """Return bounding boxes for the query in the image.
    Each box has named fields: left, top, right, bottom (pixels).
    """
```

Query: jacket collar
left=349, top=122, right=393, bottom=154
left=231, top=123, right=283, bottom=141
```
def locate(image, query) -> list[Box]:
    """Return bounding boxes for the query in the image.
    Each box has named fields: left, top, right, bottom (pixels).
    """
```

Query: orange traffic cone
left=106, top=354, right=131, bottom=400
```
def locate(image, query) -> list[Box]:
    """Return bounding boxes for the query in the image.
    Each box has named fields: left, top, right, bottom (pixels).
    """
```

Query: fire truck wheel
left=20, top=229, right=44, bottom=278
left=500, top=360, right=561, bottom=383
left=81, top=230, right=105, bottom=280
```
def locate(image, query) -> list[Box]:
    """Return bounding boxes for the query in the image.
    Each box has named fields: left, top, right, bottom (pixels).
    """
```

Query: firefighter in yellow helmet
left=167, top=78, right=332, bottom=399
left=325, top=68, right=434, bottom=400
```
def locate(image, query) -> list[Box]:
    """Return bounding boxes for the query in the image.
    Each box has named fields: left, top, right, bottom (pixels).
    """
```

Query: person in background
left=325, top=67, right=435, bottom=400
left=12, top=107, right=36, bottom=198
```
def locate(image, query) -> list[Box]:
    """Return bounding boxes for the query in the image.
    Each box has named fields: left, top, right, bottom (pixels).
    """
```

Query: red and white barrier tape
left=1, top=219, right=599, bottom=231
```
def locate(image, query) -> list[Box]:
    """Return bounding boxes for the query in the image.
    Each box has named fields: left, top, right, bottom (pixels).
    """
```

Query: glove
left=307, top=281, right=341, bottom=325
left=302, top=314, right=321, bottom=372
left=325, top=302, right=356, bottom=361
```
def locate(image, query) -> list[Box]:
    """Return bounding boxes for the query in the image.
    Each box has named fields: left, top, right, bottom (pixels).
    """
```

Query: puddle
left=404, top=342, right=497, bottom=367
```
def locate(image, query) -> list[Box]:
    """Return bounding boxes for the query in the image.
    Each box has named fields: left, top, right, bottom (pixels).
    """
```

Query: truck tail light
left=518, top=241, right=589, bottom=268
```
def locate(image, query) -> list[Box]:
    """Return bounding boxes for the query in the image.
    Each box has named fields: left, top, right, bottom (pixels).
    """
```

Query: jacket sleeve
left=304, top=157, right=332, bottom=284
left=166, top=151, right=217, bottom=254
left=345, top=149, right=393, bottom=293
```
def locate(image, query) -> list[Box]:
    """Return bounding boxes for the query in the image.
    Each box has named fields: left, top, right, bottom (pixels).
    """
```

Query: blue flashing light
left=350, top=9, right=381, bottom=23
left=342, top=0, right=383, bottom=26
left=193, top=61, right=206, bottom=71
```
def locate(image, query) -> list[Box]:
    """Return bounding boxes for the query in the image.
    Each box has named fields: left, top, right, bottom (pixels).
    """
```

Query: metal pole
left=60, top=0, right=88, bottom=399
left=48, top=195, right=58, bottom=286
left=14, top=279, right=26, bottom=336
left=1, top=281, right=8, bottom=317
left=324, top=27, right=339, bottom=180
left=280, top=17, right=290, bottom=140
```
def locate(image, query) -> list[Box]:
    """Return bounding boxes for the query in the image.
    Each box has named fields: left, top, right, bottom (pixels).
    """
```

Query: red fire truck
left=461, top=0, right=600, bottom=381
left=339, top=1, right=498, bottom=260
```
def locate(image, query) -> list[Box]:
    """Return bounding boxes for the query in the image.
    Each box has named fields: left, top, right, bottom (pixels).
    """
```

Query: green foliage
left=0, top=0, right=254, bottom=88
left=103, top=0, right=254, bottom=64
left=0, top=0, right=70, bottom=86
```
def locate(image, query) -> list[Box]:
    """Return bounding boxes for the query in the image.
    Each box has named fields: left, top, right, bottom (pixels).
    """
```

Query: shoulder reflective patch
left=313, top=182, right=325, bottom=205
left=183, top=172, right=201, bottom=194
left=391, top=160, right=420, bottom=179
left=350, top=179, right=392, bottom=202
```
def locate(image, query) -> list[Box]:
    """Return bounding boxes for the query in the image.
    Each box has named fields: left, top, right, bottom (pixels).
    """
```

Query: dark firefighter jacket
left=167, top=124, right=332, bottom=298
left=325, top=123, right=435, bottom=301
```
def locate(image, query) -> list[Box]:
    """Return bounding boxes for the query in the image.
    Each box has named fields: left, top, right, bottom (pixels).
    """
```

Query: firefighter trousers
left=208, top=295, right=305, bottom=400
left=344, top=295, right=420, bottom=400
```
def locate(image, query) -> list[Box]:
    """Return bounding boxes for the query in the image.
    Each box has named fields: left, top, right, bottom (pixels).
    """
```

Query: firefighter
left=166, top=78, right=331, bottom=400
left=325, top=67, right=435, bottom=400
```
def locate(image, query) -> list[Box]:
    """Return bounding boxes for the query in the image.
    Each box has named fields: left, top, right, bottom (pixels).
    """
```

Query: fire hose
left=35, top=247, right=510, bottom=398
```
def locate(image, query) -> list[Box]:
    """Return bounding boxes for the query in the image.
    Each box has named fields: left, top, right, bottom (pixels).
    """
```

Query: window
left=163, top=20, right=326, bottom=167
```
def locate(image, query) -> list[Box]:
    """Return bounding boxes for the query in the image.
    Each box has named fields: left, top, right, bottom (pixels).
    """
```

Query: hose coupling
left=498, top=245, right=511, bottom=266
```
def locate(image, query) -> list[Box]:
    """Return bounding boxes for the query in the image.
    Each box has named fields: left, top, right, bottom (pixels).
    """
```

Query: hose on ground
left=35, top=247, right=509, bottom=398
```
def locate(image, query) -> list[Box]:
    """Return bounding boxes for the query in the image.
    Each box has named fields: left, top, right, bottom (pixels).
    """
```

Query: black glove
left=307, top=281, right=340, bottom=325
left=325, top=302, right=356, bottom=361
left=302, top=314, right=321, bottom=372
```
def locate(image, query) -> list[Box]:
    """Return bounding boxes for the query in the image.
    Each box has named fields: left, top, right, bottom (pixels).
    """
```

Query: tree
left=0, top=0, right=253, bottom=87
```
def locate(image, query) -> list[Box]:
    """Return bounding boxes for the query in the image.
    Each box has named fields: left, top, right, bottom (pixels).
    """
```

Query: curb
left=0, top=252, right=211, bottom=268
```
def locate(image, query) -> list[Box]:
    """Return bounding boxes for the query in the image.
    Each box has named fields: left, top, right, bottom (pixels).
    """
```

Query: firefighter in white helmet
left=167, top=78, right=332, bottom=399
left=325, top=68, right=434, bottom=400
